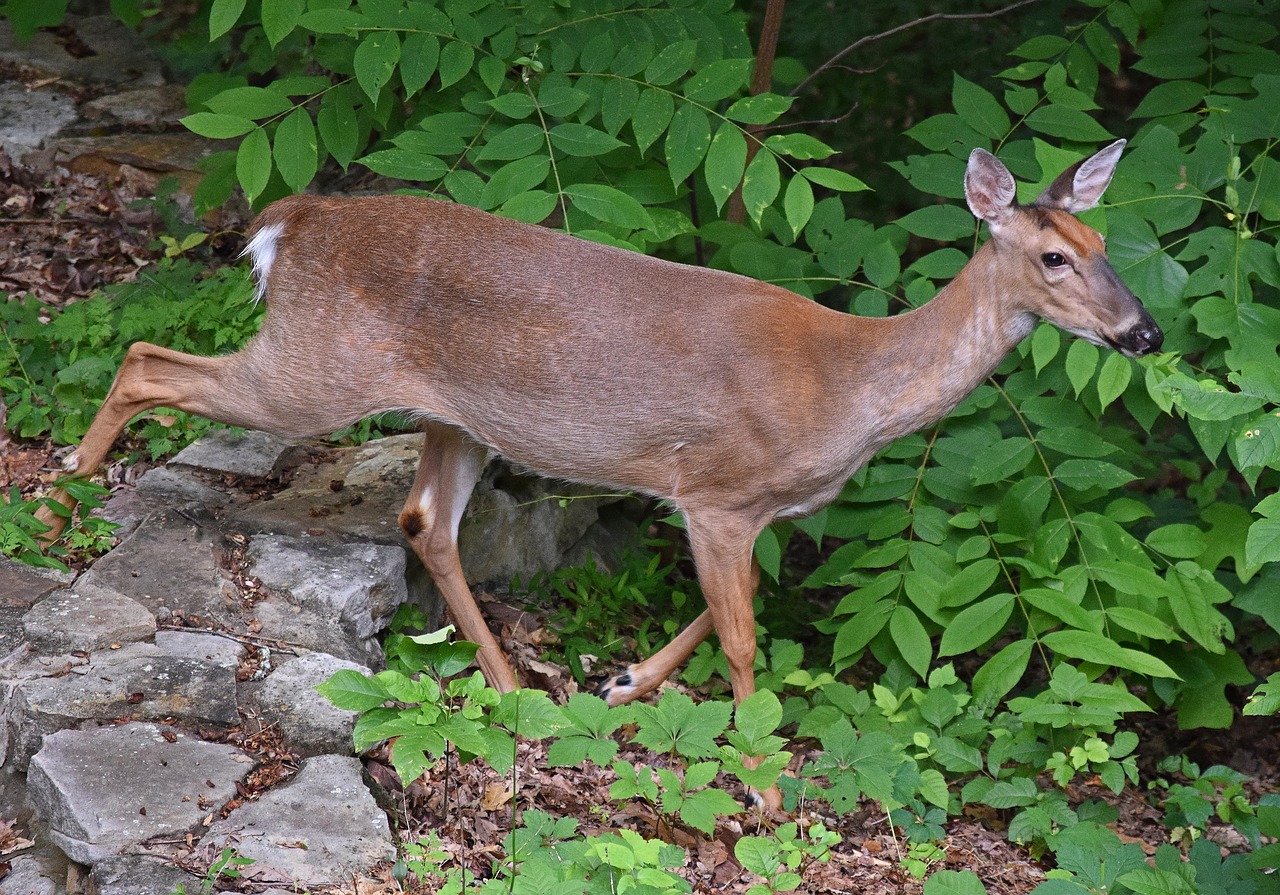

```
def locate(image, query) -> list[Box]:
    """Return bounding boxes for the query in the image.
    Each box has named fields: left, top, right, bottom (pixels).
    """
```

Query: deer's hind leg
left=399, top=420, right=519, bottom=693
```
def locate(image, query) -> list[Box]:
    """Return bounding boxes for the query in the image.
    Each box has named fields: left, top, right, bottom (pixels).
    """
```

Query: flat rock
left=0, top=81, right=79, bottom=162
left=0, top=847, right=65, bottom=895
left=0, top=556, right=68, bottom=660
left=27, top=723, right=254, bottom=865
left=0, top=16, right=164, bottom=89
left=87, top=856, right=200, bottom=895
left=153, top=630, right=244, bottom=668
left=74, top=509, right=233, bottom=623
left=9, top=643, right=240, bottom=769
left=254, top=652, right=369, bottom=757
left=169, top=429, right=298, bottom=479
left=21, top=583, right=155, bottom=654
left=249, top=535, right=406, bottom=665
left=200, top=755, right=392, bottom=887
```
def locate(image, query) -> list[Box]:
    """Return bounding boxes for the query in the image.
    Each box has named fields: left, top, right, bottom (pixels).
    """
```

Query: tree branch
left=725, top=0, right=786, bottom=225
left=789, top=0, right=1044, bottom=99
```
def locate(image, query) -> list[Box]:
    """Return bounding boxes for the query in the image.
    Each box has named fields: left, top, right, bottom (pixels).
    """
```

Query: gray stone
left=0, top=851, right=63, bottom=895
left=0, top=556, right=68, bottom=661
left=74, top=510, right=231, bottom=622
left=80, top=85, right=187, bottom=129
left=87, top=856, right=200, bottom=895
left=21, top=584, right=155, bottom=654
left=10, top=643, right=240, bottom=769
left=0, top=16, right=164, bottom=89
left=170, top=429, right=297, bottom=479
left=27, top=723, right=253, bottom=866
left=0, top=82, right=78, bottom=162
left=153, top=630, right=244, bottom=669
left=200, top=755, right=392, bottom=887
left=254, top=653, right=369, bottom=757
left=249, top=535, right=406, bottom=665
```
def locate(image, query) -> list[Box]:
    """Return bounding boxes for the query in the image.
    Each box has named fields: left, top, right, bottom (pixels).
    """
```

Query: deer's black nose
left=1125, top=320, right=1163, bottom=356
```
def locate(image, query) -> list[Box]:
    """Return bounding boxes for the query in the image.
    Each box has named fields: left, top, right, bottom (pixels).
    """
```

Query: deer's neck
left=834, top=242, right=1036, bottom=454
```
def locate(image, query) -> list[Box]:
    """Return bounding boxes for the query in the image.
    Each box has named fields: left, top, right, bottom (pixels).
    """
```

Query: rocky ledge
left=1, top=429, right=636, bottom=893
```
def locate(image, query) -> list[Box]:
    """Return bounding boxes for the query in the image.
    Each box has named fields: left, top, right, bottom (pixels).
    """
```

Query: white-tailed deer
left=40, top=141, right=1159, bottom=806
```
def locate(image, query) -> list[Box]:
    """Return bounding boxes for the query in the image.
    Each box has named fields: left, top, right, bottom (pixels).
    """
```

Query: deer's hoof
left=594, top=669, right=638, bottom=706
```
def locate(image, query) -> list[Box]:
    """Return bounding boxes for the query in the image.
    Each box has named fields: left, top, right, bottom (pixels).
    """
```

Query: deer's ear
left=1036, top=139, right=1126, bottom=213
left=965, top=148, right=1018, bottom=233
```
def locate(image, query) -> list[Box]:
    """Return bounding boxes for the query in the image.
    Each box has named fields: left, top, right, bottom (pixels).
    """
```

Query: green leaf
left=705, top=122, right=748, bottom=211
left=1065, top=338, right=1099, bottom=396
left=400, top=32, right=440, bottom=98
left=1096, top=351, right=1132, bottom=409
left=477, top=123, right=545, bottom=162
left=601, top=77, right=639, bottom=136
left=262, top=0, right=303, bottom=46
left=563, top=183, right=653, bottom=230
left=273, top=107, right=317, bottom=192
left=896, top=204, right=974, bottom=241
left=665, top=103, right=711, bottom=186
left=354, top=31, right=400, bottom=102
left=632, top=88, right=675, bottom=154
left=753, top=525, right=782, bottom=582
left=972, top=640, right=1034, bottom=711
left=783, top=175, right=814, bottom=238
left=1105, top=606, right=1180, bottom=642
left=741, top=151, right=780, bottom=224
left=923, top=870, right=989, bottom=895
left=1131, top=80, right=1207, bottom=118
left=1146, top=524, right=1206, bottom=559
left=314, top=669, right=390, bottom=712
left=970, top=437, right=1034, bottom=485
left=204, top=86, right=293, bottom=119
left=725, top=93, right=794, bottom=125
left=1041, top=630, right=1181, bottom=678
left=236, top=127, right=272, bottom=202
left=801, top=167, right=870, bottom=192
left=734, top=689, right=783, bottom=748
left=480, top=155, right=550, bottom=209
left=1025, top=106, right=1113, bottom=141
left=764, top=132, right=835, bottom=160
left=1246, top=517, right=1280, bottom=567
left=208, top=0, right=246, bottom=39
left=938, top=593, right=1014, bottom=656
left=317, top=86, right=359, bottom=168
left=1054, top=458, right=1138, bottom=491
left=952, top=74, right=1010, bottom=140
left=359, top=149, right=447, bottom=182
left=890, top=604, right=932, bottom=678
left=549, top=123, right=625, bottom=157
left=438, top=41, right=474, bottom=90
left=645, top=40, right=698, bottom=85
left=684, top=58, right=750, bottom=102
left=1032, top=324, right=1061, bottom=373
left=181, top=112, right=255, bottom=139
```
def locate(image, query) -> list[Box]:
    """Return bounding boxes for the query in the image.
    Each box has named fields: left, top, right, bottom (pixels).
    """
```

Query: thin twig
left=789, top=0, right=1045, bottom=98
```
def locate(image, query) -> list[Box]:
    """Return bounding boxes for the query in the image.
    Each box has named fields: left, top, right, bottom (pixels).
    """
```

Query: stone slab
left=21, top=584, right=155, bottom=654
left=254, top=652, right=369, bottom=757
left=200, top=755, right=392, bottom=887
left=74, top=509, right=232, bottom=622
left=27, top=723, right=254, bottom=865
left=248, top=535, right=406, bottom=665
left=87, top=856, right=200, bottom=895
left=169, top=429, right=298, bottom=479
left=10, top=643, right=240, bottom=769
left=0, top=81, right=78, bottom=160
left=0, top=556, right=68, bottom=660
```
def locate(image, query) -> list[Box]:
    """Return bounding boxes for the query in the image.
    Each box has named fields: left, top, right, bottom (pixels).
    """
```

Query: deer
left=36, top=140, right=1160, bottom=809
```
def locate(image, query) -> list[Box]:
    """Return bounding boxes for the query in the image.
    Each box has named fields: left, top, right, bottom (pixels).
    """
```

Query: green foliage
left=1, top=480, right=119, bottom=572
left=1, top=260, right=262, bottom=454
left=171, top=846, right=254, bottom=895
left=519, top=546, right=699, bottom=685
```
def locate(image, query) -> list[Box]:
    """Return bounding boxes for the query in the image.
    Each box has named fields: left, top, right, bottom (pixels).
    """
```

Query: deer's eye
left=1042, top=252, right=1067, bottom=268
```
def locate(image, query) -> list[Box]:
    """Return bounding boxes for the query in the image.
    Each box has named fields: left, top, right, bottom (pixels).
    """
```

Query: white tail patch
left=242, top=221, right=285, bottom=302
